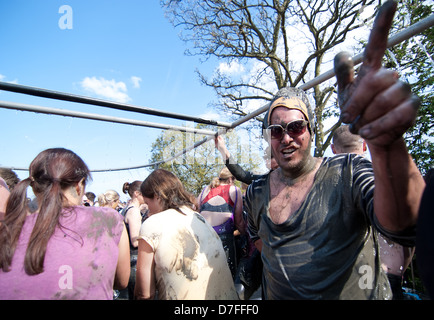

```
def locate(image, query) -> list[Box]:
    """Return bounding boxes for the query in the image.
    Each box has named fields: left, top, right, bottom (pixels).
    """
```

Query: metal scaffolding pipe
left=0, top=100, right=217, bottom=136
left=0, top=81, right=233, bottom=128
left=1, top=14, right=432, bottom=172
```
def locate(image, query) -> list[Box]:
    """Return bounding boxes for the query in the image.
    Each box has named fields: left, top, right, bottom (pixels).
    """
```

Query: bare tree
left=162, top=0, right=377, bottom=156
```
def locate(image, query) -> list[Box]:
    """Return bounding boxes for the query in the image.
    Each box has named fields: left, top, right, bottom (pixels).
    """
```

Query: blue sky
left=0, top=1, right=376, bottom=201
left=0, top=1, right=229, bottom=200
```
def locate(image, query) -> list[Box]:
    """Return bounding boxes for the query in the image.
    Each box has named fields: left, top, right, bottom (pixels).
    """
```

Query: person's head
left=84, top=191, right=96, bottom=206
left=0, top=168, right=20, bottom=191
left=210, top=167, right=235, bottom=189
left=98, top=190, right=120, bottom=210
left=122, top=180, right=144, bottom=204
left=266, top=87, right=315, bottom=174
left=28, top=148, right=90, bottom=205
left=264, top=87, right=315, bottom=136
left=331, top=125, right=367, bottom=155
left=219, top=167, right=235, bottom=183
left=0, top=148, right=91, bottom=275
left=140, top=169, right=195, bottom=215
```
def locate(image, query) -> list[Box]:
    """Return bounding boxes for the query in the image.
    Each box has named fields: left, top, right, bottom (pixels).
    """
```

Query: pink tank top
left=0, top=206, right=124, bottom=300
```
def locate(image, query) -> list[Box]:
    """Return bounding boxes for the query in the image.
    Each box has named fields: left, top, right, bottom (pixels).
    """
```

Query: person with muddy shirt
left=0, top=148, right=130, bottom=299
left=332, top=125, right=415, bottom=300
left=134, top=169, right=238, bottom=300
left=245, top=1, right=425, bottom=299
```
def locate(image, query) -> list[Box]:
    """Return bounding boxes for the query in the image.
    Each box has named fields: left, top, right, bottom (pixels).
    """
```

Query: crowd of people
left=0, top=1, right=433, bottom=300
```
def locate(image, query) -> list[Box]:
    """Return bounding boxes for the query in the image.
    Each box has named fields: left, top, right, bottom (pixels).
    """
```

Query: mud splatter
left=86, top=208, right=118, bottom=240
left=168, top=228, right=199, bottom=281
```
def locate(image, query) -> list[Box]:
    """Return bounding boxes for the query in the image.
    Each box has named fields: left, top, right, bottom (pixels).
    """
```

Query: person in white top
left=134, top=169, right=239, bottom=300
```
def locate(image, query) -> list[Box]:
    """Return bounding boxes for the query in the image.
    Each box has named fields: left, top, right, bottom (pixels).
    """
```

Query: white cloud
left=0, top=74, right=18, bottom=84
left=80, top=76, right=130, bottom=103
left=217, top=60, right=245, bottom=75
left=199, top=110, right=222, bottom=121
left=130, top=76, right=142, bottom=89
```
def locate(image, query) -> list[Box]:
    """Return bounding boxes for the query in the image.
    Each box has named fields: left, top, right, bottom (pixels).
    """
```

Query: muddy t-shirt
left=0, top=206, right=124, bottom=299
left=139, top=206, right=238, bottom=300
left=246, top=154, right=415, bottom=300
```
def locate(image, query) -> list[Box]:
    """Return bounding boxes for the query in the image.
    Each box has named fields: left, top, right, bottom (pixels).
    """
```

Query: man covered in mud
left=245, top=1, right=425, bottom=299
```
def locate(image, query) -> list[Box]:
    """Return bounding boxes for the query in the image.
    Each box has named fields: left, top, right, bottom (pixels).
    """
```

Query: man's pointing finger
left=362, top=0, right=397, bottom=71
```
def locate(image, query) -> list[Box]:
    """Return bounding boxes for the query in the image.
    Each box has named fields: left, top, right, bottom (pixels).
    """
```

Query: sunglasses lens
left=269, top=126, right=284, bottom=140
left=287, top=120, right=307, bottom=135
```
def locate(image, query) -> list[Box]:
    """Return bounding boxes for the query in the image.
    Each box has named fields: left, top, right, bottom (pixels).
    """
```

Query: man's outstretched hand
left=334, top=0, right=420, bottom=149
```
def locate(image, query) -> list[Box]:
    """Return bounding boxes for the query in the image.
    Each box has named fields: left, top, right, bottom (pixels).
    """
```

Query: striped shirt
left=245, top=154, right=414, bottom=299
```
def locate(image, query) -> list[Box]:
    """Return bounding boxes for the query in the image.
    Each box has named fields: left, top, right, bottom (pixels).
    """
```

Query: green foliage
left=148, top=124, right=263, bottom=196
left=386, top=0, right=434, bottom=175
